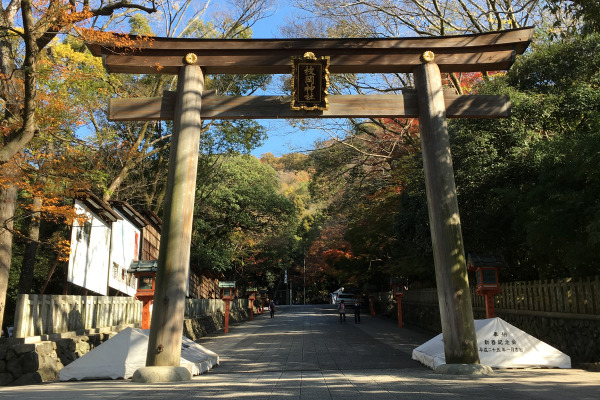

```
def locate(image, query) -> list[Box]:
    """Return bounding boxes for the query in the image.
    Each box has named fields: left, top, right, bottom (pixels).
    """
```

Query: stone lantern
left=246, top=287, right=258, bottom=321
left=393, top=285, right=406, bottom=328
left=467, top=254, right=505, bottom=318
left=259, top=287, right=268, bottom=314
left=128, top=260, right=157, bottom=329
left=218, top=281, right=236, bottom=334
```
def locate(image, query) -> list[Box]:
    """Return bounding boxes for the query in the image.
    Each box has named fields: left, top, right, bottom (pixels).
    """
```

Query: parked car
left=335, top=293, right=355, bottom=305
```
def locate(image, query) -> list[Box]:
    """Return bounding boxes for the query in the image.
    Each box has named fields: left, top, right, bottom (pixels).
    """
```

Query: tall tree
left=547, top=0, right=600, bottom=36
left=0, top=0, right=276, bottom=330
left=191, top=154, right=296, bottom=281
left=281, top=0, right=561, bottom=291
left=94, top=0, right=275, bottom=207
left=451, top=33, right=600, bottom=279
left=0, top=0, right=158, bottom=331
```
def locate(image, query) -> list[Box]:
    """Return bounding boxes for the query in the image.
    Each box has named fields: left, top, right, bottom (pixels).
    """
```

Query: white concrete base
left=132, top=366, right=192, bottom=383
left=434, top=364, right=494, bottom=375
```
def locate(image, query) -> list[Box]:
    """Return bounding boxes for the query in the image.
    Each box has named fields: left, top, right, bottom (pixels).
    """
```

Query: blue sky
left=247, top=2, right=328, bottom=158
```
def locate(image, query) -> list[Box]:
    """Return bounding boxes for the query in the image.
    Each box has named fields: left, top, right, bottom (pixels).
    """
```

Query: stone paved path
left=1, top=304, right=598, bottom=399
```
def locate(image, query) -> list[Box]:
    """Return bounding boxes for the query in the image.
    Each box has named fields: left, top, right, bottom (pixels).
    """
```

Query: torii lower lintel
left=109, top=92, right=511, bottom=121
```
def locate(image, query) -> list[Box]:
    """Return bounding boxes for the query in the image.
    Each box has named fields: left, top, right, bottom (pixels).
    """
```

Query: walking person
left=338, top=300, right=346, bottom=323
left=270, top=299, right=276, bottom=318
left=354, top=299, right=361, bottom=324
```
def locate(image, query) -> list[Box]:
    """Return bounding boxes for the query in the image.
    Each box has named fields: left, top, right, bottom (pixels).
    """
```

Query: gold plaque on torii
left=291, top=52, right=330, bottom=111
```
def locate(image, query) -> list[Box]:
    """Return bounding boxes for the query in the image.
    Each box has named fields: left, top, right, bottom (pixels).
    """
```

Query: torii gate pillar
left=414, top=55, right=479, bottom=365
left=134, top=64, right=204, bottom=382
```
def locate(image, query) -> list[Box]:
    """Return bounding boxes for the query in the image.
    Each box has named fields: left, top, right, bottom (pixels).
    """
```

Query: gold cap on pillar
left=184, top=53, right=198, bottom=65
left=421, top=51, right=435, bottom=63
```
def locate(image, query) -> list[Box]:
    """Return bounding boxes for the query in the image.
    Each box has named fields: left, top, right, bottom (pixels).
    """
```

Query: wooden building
left=138, top=210, right=162, bottom=261
left=188, top=267, right=221, bottom=299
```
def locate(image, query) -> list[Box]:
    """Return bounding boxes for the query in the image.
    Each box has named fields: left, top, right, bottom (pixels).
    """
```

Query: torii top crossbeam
left=87, top=27, right=533, bottom=75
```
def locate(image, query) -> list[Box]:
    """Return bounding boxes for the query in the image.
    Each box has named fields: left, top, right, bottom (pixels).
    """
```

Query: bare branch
left=91, top=1, right=158, bottom=17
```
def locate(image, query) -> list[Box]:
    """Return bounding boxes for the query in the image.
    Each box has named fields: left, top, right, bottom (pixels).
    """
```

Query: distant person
left=354, top=300, right=361, bottom=324
left=270, top=299, right=276, bottom=318
left=338, top=300, right=346, bottom=323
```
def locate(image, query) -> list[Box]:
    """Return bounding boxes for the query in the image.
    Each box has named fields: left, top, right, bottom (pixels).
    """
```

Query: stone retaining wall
left=183, top=305, right=250, bottom=341
left=0, top=306, right=252, bottom=386
left=0, top=329, right=123, bottom=386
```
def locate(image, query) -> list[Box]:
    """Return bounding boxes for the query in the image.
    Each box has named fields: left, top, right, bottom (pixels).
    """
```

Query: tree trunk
left=0, top=0, right=38, bottom=163
left=0, top=166, right=19, bottom=330
left=40, top=255, right=59, bottom=295
left=18, top=195, right=41, bottom=294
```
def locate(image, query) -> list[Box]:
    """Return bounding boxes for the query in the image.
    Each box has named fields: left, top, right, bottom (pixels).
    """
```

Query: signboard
left=68, top=199, right=144, bottom=297
left=412, top=317, right=571, bottom=369
left=109, top=208, right=141, bottom=296
left=291, top=52, right=329, bottom=111
left=68, top=201, right=111, bottom=295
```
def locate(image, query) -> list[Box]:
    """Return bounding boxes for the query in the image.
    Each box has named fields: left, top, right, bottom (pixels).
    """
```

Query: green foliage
left=508, top=34, right=600, bottom=92
left=307, top=123, right=435, bottom=291
left=547, top=0, right=600, bottom=36
left=129, top=14, right=155, bottom=36
left=304, top=33, right=600, bottom=289
left=201, top=119, right=267, bottom=154
left=451, top=33, right=600, bottom=280
left=191, top=154, right=297, bottom=274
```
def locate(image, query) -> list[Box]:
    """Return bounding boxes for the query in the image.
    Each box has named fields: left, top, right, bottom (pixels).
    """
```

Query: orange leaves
left=55, top=8, right=94, bottom=28
left=0, top=72, right=25, bottom=106
left=55, top=239, right=72, bottom=262
left=0, top=120, right=22, bottom=141
left=366, top=183, right=404, bottom=201
left=36, top=91, right=83, bottom=134
left=31, top=1, right=94, bottom=34
left=322, top=248, right=354, bottom=264
left=445, top=71, right=507, bottom=94
left=377, top=117, right=420, bottom=138
left=307, top=216, right=355, bottom=273
left=0, top=160, right=22, bottom=190
left=77, top=28, right=154, bottom=53
left=18, top=182, right=86, bottom=226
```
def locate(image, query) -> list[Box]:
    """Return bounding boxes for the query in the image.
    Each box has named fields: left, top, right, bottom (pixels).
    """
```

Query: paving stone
left=0, top=305, right=598, bottom=400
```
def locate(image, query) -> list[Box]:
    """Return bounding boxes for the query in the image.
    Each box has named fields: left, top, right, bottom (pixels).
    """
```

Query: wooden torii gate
left=87, top=27, right=532, bottom=380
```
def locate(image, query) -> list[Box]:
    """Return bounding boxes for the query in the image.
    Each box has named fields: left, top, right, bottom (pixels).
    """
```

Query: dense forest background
left=1, top=0, right=599, bottom=329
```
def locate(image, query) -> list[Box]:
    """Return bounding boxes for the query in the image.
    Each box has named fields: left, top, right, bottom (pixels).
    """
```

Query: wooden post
left=414, top=55, right=480, bottom=365
left=395, top=292, right=404, bottom=328
left=224, top=299, right=230, bottom=334
left=249, top=296, right=254, bottom=321
left=146, top=64, right=204, bottom=367
left=141, top=298, right=152, bottom=329
left=484, top=294, right=496, bottom=318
